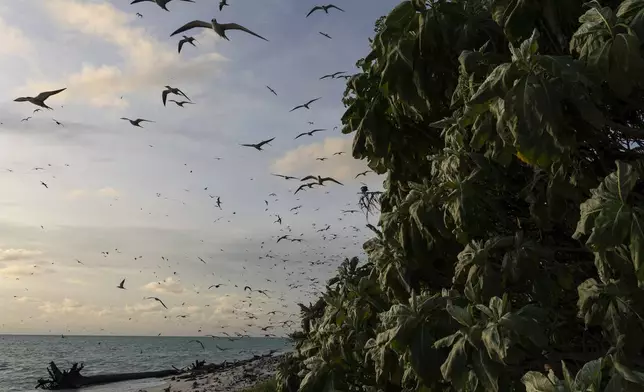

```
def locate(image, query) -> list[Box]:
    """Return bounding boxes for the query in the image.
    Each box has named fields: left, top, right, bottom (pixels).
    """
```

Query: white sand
left=145, top=355, right=281, bottom=392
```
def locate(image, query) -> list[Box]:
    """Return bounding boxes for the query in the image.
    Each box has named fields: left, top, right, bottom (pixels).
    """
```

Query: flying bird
left=21, top=117, right=31, bottom=122
left=277, top=235, right=290, bottom=243
left=117, top=279, right=126, bottom=289
left=145, top=296, right=168, bottom=309
left=240, top=137, right=275, bottom=151
left=189, top=340, right=205, bottom=350
left=177, top=35, right=198, bottom=53
left=52, top=119, right=64, bottom=126
left=295, top=129, right=326, bottom=139
left=14, top=88, right=66, bottom=110
left=171, top=18, right=268, bottom=41
left=289, top=97, right=321, bottom=112
left=162, top=86, right=190, bottom=106
left=355, top=170, right=371, bottom=178
left=266, top=86, right=277, bottom=96
left=198, top=257, right=206, bottom=264
left=320, top=71, right=346, bottom=80
left=219, top=0, right=229, bottom=11
left=121, top=118, right=154, bottom=127
left=333, top=152, right=345, bottom=156
left=301, top=175, right=343, bottom=186
left=40, top=181, right=48, bottom=189
left=306, top=4, right=345, bottom=17
left=295, top=183, right=318, bottom=194
left=272, top=173, right=297, bottom=180
left=319, top=32, right=332, bottom=39
left=316, top=157, right=328, bottom=161
left=168, top=100, right=194, bottom=107
left=208, top=284, right=225, bottom=289
left=33, top=109, right=41, bottom=114
left=136, top=12, right=143, bottom=18
left=130, top=0, right=194, bottom=12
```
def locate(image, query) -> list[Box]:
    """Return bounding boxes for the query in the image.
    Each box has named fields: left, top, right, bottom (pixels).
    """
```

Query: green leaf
left=632, top=211, right=644, bottom=284
left=574, top=161, right=641, bottom=250
left=440, top=337, right=468, bottom=384
left=471, top=349, right=499, bottom=392
left=409, top=323, right=441, bottom=386
left=491, top=0, right=541, bottom=43
left=482, top=325, right=509, bottom=363
left=434, top=332, right=461, bottom=349
left=521, top=371, right=558, bottom=392
left=574, top=358, right=603, bottom=390
left=613, top=361, right=644, bottom=385
left=446, top=303, right=473, bottom=327
left=561, top=361, right=575, bottom=390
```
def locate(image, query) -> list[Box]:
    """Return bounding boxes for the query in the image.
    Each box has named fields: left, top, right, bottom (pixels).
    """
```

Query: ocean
left=0, top=335, right=292, bottom=392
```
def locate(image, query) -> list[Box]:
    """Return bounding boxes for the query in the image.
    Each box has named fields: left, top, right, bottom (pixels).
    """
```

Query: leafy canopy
left=277, top=0, right=644, bottom=391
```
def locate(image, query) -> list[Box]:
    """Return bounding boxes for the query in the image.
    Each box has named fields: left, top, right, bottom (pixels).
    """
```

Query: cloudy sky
left=0, top=0, right=392, bottom=336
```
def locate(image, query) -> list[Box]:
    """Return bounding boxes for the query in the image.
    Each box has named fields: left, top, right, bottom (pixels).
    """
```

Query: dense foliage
left=277, top=0, right=644, bottom=390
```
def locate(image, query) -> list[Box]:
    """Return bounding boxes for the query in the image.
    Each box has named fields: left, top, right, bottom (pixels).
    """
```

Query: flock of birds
left=6, top=0, right=378, bottom=348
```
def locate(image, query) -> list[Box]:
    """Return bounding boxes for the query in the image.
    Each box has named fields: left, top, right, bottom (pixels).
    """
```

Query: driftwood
left=36, top=350, right=281, bottom=390
left=35, top=361, right=181, bottom=390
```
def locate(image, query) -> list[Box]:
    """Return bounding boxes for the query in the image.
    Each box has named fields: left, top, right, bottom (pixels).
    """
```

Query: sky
left=0, top=0, right=394, bottom=337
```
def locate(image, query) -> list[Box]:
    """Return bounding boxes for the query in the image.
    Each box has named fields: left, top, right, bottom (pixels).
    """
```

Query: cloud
left=18, top=0, right=227, bottom=107
left=0, top=15, right=34, bottom=57
left=66, top=187, right=119, bottom=200
left=38, top=298, right=111, bottom=317
left=0, top=248, right=43, bottom=261
left=125, top=301, right=165, bottom=314
left=0, top=262, right=54, bottom=277
left=143, top=277, right=185, bottom=294
left=271, top=137, right=370, bottom=181
left=97, top=187, right=120, bottom=198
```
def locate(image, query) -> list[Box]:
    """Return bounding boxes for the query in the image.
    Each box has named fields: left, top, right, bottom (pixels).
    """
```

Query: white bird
left=171, top=18, right=268, bottom=42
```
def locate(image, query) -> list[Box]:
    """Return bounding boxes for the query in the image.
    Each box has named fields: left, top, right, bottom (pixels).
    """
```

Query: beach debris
left=35, top=361, right=180, bottom=390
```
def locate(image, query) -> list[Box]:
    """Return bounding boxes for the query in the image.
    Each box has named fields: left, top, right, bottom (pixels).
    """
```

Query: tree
left=277, top=0, right=644, bottom=391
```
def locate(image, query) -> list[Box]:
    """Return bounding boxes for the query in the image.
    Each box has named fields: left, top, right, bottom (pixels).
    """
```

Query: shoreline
left=146, top=353, right=283, bottom=392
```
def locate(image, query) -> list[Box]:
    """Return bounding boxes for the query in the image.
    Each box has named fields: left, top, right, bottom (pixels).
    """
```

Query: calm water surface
left=0, top=335, right=292, bottom=392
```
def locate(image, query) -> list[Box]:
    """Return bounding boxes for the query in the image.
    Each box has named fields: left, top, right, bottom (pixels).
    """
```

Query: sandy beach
left=146, top=354, right=282, bottom=392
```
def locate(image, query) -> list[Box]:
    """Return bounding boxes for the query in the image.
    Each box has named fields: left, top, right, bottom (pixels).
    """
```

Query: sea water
left=0, top=335, right=292, bottom=392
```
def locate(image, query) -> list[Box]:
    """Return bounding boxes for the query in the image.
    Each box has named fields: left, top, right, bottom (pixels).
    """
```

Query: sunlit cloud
left=0, top=248, right=43, bottom=261
left=16, top=0, right=227, bottom=107
left=143, top=277, right=185, bottom=294
left=271, top=137, right=369, bottom=181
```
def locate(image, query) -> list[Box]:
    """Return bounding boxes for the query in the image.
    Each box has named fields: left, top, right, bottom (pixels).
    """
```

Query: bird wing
left=294, top=132, right=308, bottom=139
left=176, top=88, right=191, bottom=101
left=220, top=23, right=269, bottom=41
left=289, top=104, right=305, bottom=112
left=120, top=117, right=130, bottom=121
left=310, top=129, right=326, bottom=134
left=240, top=143, right=256, bottom=148
left=321, top=177, right=343, bottom=185
left=162, top=90, right=170, bottom=106
left=156, top=298, right=168, bottom=309
left=294, top=185, right=308, bottom=194
left=331, top=71, right=346, bottom=77
left=34, top=88, right=66, bottom=102
left=305, top=97, right=321, bottom=106
left=120, top=279, right=125, bottom=286
left=258, top=137, right=275, bottom=147
left=178, top=39, right=186, bottom=53
left=320, top=74, right=332, bottom=80
left=328, top=4, right=345, bottom=12
left=170, top=20, right=212, bottom=37
left=306, top=6, right=323, bottom=17
left=138, top=119, right=154, bottom=123
left=301, top=175, right=317, bottom=182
